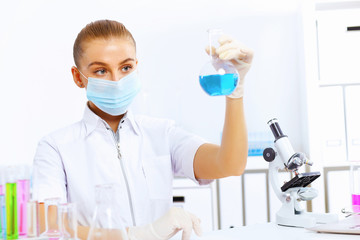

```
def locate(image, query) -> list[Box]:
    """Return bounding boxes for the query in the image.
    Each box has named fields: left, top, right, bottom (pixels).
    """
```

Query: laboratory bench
left=11, top=222, right=360, bottom=240
left=171, top=222, right=360, bottom=240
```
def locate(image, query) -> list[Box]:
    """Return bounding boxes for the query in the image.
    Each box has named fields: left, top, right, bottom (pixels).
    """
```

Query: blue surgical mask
left=81, top=70, right=141, bottom=116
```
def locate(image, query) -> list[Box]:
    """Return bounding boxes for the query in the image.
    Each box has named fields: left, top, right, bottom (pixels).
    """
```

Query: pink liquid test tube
left=352, top=195, right=360, bottom=213
left=352, top=194, right=360, bottom=205
left=350, top=164, right=360, bottom=213
left=17, top=179, right=30, bottom=238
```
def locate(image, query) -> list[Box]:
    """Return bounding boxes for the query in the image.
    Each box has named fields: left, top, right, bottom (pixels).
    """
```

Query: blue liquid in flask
left=199, top=73, right=238, bottom=96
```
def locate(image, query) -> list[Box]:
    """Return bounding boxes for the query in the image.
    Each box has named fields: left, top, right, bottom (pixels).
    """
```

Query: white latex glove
left=127, top=207, right=202, bottom=240
left=207, top=35, right=254, bottom=98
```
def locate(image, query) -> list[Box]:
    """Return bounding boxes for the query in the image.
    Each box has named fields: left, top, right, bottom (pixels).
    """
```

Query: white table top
left=172, top=222, right=360, bottom=240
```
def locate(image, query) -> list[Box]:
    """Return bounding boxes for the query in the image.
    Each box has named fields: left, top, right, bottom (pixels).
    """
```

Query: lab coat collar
left=125, top=110, right=140, bottom=135
left=82, top=103, right=140, bottom=136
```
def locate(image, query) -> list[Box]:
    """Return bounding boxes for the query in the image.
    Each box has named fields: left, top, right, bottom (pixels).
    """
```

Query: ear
left=71, top=66, right=85, bottom=88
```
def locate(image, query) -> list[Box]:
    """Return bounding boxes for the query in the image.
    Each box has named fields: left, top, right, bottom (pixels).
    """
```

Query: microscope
left=263, top=118, right=338, bottom=228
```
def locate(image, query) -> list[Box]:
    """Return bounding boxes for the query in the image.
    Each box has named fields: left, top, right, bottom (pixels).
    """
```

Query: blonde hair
left=73, top=20, right=136, bottom=67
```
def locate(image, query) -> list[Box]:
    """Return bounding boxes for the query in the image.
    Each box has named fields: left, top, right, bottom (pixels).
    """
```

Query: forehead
left=80, top=37, right=136, bottom=67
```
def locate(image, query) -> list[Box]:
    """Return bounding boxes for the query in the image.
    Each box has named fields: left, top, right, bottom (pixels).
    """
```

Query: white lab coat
left=33, top=104, right=212, bottom=227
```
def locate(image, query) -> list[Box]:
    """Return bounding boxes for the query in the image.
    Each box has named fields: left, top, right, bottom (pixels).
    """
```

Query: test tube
left=0, top=167, right=6, bottom=239
left=27, top=200, right=39, bottom=237
left=6, top=167, right=18, bottom=239
left=350, top=163, right=360, bottom=213
left=38, top=202, right=46, bottom=235
left=0, top=193, right=5, bottom=239
left=27, top=166, right=40, bottom=237
left=0, top=168, right=4, bottom=195
left=17, top=165, right=30, bottom=238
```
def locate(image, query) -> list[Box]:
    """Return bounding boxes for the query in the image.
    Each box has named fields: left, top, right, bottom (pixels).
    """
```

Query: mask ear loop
left=77, top=69, right=88, bottom=80
left=77, top=68, right=88, bottom=87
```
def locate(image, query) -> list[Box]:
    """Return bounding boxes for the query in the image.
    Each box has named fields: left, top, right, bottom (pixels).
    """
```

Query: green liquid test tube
left=6, top=182, right=18, bottom=239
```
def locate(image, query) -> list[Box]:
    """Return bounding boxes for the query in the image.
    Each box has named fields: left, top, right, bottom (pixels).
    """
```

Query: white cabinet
left=317, top=86, right=347, bottom=163
left=302, top=1, right=360, bottom=215
left=345, top=86, right=360, bottom=162
left=315, top=85, right=360, bottom=163
left=243, top=173, right=268, bottom=225
left=317, top=9, right=360, bottom=84
left=218, top=176, right=243, bottom=228
left=326, top=168, right=351, bottom=214
left=172, top=178, right=218, bottom=232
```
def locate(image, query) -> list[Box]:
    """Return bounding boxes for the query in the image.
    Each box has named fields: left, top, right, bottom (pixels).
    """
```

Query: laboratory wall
left=0, top=0, right=305, bottom=166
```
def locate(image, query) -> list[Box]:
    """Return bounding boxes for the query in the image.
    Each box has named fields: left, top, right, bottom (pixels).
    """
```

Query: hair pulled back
left=73, top=20, right=136, bottom=67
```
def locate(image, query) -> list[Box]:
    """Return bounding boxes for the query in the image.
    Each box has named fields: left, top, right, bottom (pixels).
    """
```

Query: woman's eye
left=122, top=65, right=133, bottom=72
left=94, top=69, right=106, bottom=75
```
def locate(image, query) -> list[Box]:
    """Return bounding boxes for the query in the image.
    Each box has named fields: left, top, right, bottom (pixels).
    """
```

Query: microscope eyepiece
left=267, top=118, right=286, bottom=141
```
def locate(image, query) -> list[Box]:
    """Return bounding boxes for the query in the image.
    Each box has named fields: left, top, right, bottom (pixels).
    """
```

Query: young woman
left=33, top=20, right=253, bottom=239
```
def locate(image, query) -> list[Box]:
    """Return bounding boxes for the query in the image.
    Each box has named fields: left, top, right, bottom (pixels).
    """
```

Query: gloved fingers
left=178, top=209, right=202, bottom=240
left=168, top=229, right=181, bottom=239
left=219, top=41, right=253, bottom=58
left=218, top=34, right=234, bottom=45
left=217, top=42, right=250, bottom=58
left=180, top=221, right=193, bottom=240
left=216, top=42, right=241, bottom=55
left=181, top=225, right=192, bottom=240
left=233, top=62, right=251, bottom=71
left=219, top=50, right=247, bottom=62
left=189, top=213, right=202, bottom=236
left=205, top=46, right=217, bottom=57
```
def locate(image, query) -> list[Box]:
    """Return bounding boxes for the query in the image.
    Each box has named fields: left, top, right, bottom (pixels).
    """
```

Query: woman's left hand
left=216, top=35, right=254, bottom=98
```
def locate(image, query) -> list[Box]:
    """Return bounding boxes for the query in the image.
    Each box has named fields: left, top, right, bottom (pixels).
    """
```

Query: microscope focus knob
left=263, top=148, right=276, bottom=162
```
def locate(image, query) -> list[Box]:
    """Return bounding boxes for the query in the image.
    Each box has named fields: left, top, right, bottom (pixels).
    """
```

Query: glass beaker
left=40, top=197, right=61, bottom=239
left=199, top=29, right=239, bottom=96
left=87, top=184, right=128, bottom=240
left=350, top=163, right=360, bottom=213
left=59, top=203, right=79, bottom=240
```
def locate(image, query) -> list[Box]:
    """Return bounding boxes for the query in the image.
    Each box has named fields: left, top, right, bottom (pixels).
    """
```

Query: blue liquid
left=0, top=195, right=6, bottom=239
left=199, top=73, right=238, bottom=96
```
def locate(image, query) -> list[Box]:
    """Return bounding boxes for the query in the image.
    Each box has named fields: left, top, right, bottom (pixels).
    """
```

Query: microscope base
left=276, top=211, right=338, bottom=228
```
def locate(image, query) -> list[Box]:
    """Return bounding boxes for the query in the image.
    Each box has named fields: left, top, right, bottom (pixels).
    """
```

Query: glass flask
left=40, top=197, right=61, bottom=239
left=88, top=184, right=128, bottom=240
left=199, top=29, right=239, bottom=96
left=59, top=203, right=79, bottom=240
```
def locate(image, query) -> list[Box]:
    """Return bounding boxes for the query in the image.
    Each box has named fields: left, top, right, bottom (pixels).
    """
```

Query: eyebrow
left=87, top=58, right=135, bottom=68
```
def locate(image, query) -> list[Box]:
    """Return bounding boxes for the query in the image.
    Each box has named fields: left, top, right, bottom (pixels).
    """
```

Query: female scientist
left=33, top=20, right=253, bottom=240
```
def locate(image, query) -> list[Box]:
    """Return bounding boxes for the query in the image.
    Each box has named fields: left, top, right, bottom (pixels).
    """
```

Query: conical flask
left=199, top=29, right=239, bottom=96
left=87, top=184, right=128, bottom=240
